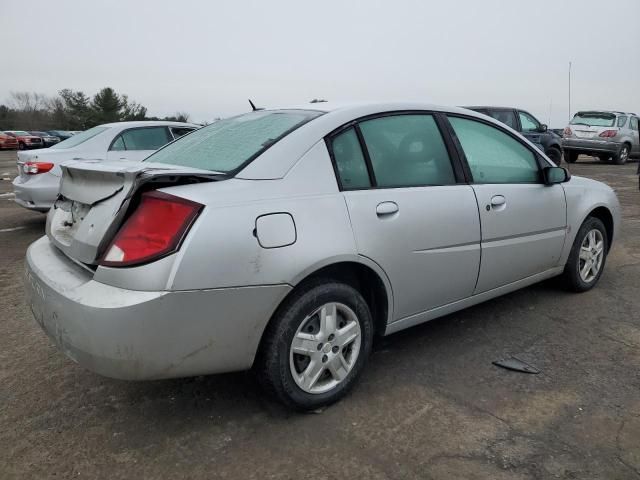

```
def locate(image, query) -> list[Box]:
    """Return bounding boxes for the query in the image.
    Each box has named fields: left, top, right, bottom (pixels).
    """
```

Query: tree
left=59, top=89, right=91, bottom=129
left=120, top=95, right=147, bottom=121
left=90, top=87, right=123, bottom=124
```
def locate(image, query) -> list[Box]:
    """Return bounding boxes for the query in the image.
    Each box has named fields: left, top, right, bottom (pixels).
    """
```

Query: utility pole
left=568, top=61, right=572, bottom=121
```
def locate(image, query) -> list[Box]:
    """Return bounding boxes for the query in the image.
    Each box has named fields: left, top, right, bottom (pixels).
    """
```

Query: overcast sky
left=1, top=0, right=638, bottom=126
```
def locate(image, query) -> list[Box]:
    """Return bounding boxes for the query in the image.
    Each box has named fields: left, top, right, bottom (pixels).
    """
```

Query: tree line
left=0, top=87, right=191, bottom=131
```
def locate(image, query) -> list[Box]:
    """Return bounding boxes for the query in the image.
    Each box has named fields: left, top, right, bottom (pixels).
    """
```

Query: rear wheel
left=613, top=144, right=630, bottom=165
left=560, top=217, right=608, bottom=292
left=257, top=280, right=374, bottom=410
left=546, top=147, right=562, bottom=166
left=18, top=142, right=25, bottom=150
left=566, top=151, right=579, bottom=163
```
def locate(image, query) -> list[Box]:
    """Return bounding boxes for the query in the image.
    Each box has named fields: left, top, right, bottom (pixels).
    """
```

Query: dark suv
left=466, top=107, right=563, bottom=166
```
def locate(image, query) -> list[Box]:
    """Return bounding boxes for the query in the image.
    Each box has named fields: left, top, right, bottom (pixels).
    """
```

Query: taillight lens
left=23, top=162, right=54, bottom=174
left=563, top=127, right=572, bottom=137
left=100, top=191, right=203, bottom=267
left=599, top=130, right=617, bottom=138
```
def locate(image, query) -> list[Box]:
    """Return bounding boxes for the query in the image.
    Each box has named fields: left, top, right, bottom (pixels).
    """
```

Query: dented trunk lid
left=46, top=160, right=221, bottom=265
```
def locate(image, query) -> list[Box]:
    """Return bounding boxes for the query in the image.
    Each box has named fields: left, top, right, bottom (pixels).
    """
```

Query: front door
left=328, top=113, right=481, bottom=321
left=447, top=115, right=567, bottom=293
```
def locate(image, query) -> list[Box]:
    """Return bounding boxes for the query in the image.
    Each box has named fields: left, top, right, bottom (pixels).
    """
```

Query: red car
left=4, top=130, right=43, bottom=150
left=0, top=132, right=19, bottom=150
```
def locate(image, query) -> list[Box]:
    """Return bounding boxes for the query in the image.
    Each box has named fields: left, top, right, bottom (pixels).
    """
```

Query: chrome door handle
left=490, top=195, right=506, bottom=207
left=376, top=201, right=399, bottom=216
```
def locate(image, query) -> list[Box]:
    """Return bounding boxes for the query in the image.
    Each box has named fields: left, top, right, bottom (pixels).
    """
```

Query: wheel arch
left=586, top=206, right=614, bottom=252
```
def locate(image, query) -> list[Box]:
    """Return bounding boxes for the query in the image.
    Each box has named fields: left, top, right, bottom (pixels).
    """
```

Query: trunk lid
left=46, top=160, right=221, bottom=265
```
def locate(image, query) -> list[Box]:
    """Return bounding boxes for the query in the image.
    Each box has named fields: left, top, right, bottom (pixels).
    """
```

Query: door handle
left=489, top=195, right=506, bottom=210
left=376, top=201, right=399, bottom=216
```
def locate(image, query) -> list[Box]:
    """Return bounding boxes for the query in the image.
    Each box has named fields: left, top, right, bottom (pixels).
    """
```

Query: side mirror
left=543, top=166, right=570, bottom=185
left=538, top=124, right=548, bottom=133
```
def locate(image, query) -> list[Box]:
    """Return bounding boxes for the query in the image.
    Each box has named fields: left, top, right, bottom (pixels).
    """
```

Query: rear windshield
left=50, top=126, right=109, bottom=149
left=570, top=113, right=616, bottom=127
left=146, top=110, right=323, bottom=173
left=10, top=131, right=30, bottom=135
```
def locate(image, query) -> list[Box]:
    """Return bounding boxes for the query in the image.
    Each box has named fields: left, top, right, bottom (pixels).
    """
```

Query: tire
left=566, top=151, right=579, bottom=163
left=613, top=144, right=630, bottom=165
left=546, top=147, right=562, bottom=166
left=560, top=217, right=608, bottom=292
left=256, top=279, right=374, bottom=410
left=18, top=142, right=25, bottom=150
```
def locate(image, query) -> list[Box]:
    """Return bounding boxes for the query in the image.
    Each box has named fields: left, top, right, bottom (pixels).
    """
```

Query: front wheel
left=613, top=144, right=630, bottom=165
left=560, top=217, right=608, bottom=292
left=18, top=142, right=25, bottom=150
left=546, top=147, right=562, bottom=166
left=257, top=280, right=373, bottom=410
left=565, top=151, right=579, bottom=163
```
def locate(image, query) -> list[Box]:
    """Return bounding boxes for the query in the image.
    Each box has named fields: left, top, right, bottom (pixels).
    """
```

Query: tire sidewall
left=567, top=217, right=608, bottom=291
left=615, top=145, right=629, bottom=165
left=271, top=283, right=373, bottom=410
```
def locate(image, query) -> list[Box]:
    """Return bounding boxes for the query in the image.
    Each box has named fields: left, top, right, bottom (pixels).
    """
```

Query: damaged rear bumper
left=25, top=236, right=291, bottom=380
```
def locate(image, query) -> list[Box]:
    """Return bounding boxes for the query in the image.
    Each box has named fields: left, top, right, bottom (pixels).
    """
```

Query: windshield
left=146, top=110, right=323, bottom=173
left=50, top=126, right=109, bottom=149
left=570, top=113, right=616, bottom=127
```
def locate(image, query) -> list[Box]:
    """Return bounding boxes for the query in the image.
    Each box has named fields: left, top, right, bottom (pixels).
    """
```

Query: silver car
left=12, top=121, right=197, bottom=212
left=25, top=102, right=620, bottom=410
left=563, top=110, right=640, bottom=164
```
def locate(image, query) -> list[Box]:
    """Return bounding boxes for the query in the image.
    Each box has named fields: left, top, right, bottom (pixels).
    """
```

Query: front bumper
left=25, top=236, right=291, bottom=380
left=562, top=138, right=621, bottom=155
left=12, top=173, right=59, bottom=212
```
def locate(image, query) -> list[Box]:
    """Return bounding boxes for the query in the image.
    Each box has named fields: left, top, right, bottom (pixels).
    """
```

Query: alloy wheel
left=289, top=302, right=362, bottom=394
left=578, top=229, right=604, bottom=283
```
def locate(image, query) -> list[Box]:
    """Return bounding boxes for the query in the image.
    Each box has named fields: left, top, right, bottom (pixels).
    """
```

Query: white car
left=12, top=121, right=198, bottom=212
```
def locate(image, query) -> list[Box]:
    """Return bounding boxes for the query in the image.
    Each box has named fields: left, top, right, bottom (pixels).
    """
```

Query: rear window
left=50, top=126, right=109, bottom=149
left=147, top=110, right=323, bottom=173
left=570, top=113, right=616, bottom=127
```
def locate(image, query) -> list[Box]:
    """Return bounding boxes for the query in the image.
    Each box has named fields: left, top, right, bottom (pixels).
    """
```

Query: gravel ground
left=1, top=150, right=639, bottom=479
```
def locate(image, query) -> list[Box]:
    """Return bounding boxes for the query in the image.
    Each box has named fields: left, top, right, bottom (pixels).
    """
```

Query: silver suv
left=563, top=111, right=640, bottom=164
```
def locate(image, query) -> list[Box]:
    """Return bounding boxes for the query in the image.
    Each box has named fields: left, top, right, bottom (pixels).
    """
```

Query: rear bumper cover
left=563, top=138, right=621, bottom=154
left=25, top=236, right=291, bottom=380
left=12, top=173, right=59, bottom=212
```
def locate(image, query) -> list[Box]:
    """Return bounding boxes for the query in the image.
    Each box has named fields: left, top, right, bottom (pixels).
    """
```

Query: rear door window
left=630, top=117, right=639, bottom=131
left=358, top=114, right=456, bottom=188
left=330, top=128, right=371, bottom=190
left=518, top=111, right=541, bottom=132
left=117, top=127, right=172, bottom=151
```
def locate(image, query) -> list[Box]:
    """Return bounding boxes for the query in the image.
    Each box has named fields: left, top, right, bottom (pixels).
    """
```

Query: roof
left=99, top=120, right=198, bottom=128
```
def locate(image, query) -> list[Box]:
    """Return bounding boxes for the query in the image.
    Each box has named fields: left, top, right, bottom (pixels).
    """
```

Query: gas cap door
left=255, top=213, right=296, bottom=248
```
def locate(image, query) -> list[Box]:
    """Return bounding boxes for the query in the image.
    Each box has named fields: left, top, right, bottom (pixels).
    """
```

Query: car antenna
left=248, top=99, right=264, bottom=111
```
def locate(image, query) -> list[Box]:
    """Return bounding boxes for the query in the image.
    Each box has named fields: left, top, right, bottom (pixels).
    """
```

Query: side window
left=358, top=114, right=455, bottom=187
left=110, top=135, right=126, bottom=151
left=120, top=127, right=172, bottom=151
left=630, top=117, right=639, bottom=131
left=330, top=128, right=371, bottom=190
left=171, top=127, right=195, bottom=139
left=518, top=111, right=540, bottom=132
left=617, top=116, right=628, bottom=128
left=449, top=117, right=540, bottom=184
left=486, top=109, right=518, bottom=130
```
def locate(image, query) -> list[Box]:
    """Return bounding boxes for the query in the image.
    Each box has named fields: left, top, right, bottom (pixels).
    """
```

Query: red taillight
left=23, top=162, right=54, bottom=174
left=563, top=127, right=572, bottom=137
left=599, top=130, right=617, bottom=138
left=100, top=191, right=203, bottom=267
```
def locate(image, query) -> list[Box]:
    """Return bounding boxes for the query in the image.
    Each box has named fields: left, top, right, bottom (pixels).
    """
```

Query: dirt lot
left=1, top=150, right=639, bottom=480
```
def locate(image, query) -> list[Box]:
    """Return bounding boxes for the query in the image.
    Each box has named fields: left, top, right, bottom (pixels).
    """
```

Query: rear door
left=329, top=113, right=481, bottom=320
left=630, top=116, right=640, bottom=155
left=106, top=126, right=174, bottom=162
left=447, top=115, right=566, bottom=293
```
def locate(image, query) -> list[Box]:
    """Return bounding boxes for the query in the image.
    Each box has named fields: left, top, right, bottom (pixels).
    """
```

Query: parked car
left=3, top=130, right=44, bottom=150
left=46, top=130, right=74, bottom=141
left=12, top=121, right=197, bottom=212
left=0, top=132, right=18, bottom=150
left=24, top=102, right=620, bottom=410
left=29, top=131, right=61, bottom=147
left=466, top=106, right=564, bottom=166
left=562, top=111, right=640, bottom=164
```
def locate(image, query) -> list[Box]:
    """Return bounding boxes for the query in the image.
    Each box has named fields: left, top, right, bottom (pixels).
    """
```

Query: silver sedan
left=25, top=102, right=620, bottom=410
